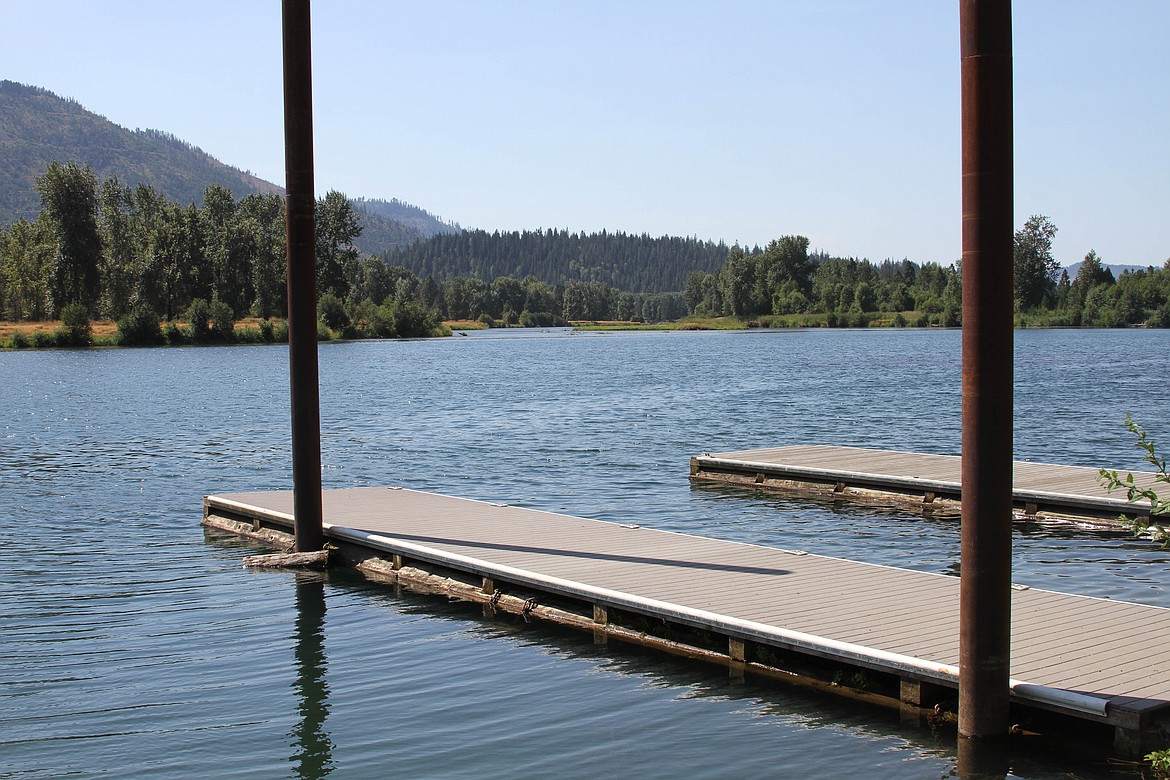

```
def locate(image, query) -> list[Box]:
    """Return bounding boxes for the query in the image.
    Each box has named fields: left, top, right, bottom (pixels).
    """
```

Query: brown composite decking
left=205, top=486, right=1170, bottom=731
left=691, top=444, right=1161, bottom=519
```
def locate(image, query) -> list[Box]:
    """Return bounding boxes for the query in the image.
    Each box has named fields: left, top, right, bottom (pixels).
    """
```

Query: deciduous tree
left=1013, top=215, right=1059, bottom=311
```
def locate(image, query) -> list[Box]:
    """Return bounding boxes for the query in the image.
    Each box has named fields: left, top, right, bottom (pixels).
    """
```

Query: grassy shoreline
left=0, top=316, right=455, bottom=350
left=5, top=311, right=1162, bottom=349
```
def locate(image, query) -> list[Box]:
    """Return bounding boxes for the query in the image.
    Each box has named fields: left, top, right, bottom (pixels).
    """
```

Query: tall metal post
left=283, top=0, right=324, bottom=553
left=959, top=0, right=1014, bottom=741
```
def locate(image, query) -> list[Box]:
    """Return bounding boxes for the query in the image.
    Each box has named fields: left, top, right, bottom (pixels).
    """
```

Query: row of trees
left=382, top=227, right=728, bottom=293
left=0, top=163, right=689, bottom=331
left=683, top=235, right=965, bottom=324
left=435, top=275, right=685, bottom=324
left=4, top=163, right=1165, bottom=331
left=681, top=218, right=1170, bottom=327
left=0, top=162, right=363, bottom=323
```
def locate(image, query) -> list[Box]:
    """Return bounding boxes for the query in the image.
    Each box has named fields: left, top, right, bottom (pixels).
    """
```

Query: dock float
left=203, top=486, right=1170, bottom=752
left=690, top=445, right=1160, bottom=523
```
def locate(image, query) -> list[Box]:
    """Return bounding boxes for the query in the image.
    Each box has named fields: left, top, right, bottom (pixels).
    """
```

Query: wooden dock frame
left=202, top=486, right=1170, bottom=756
left=689, top=445, right=1158, bottom=528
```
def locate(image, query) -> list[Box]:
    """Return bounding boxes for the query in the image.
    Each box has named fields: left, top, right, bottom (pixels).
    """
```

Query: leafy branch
left=1098, top=413, right=1170, bottom=546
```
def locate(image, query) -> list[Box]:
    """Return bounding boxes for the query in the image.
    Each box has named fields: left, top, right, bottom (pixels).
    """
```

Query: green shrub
left=1099, top=413, right=1169, bottom=546
left=185, top=298, right=212, bottom=342
left=1150, top=303, right=1170, bottom=329
left=273, top=320, right=289, bottom=342
left=519, top=310, right=563, bottom=328
left=163, top=321, right=185, bottom=344
left=209, top=300, right=235, bottom=342
left=370, top=304, right=398, bottom=338
left=9, top=330, right=30, bottom=349
left=317, top=293, right=349, bottom=332
left=233, top=326, right=262, bottom=343
left=57, top=302, right=93, bottom=346
left=117, top=305, right=163, bottom=345
left=392, top=301, right=440, bottom=338
left=258, top=318, right=275, bottom=342
left=1146, top=748, right=1170, bottom=777
left=31, top=330, right=58, bottom=348
left=893, top=312, right=908, bottom=328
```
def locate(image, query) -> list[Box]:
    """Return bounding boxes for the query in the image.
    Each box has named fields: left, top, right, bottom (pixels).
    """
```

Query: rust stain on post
left=959, top=0, right=1014, bottom=744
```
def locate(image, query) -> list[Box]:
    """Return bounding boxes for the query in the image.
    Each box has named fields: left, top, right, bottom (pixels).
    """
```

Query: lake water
left=2, top=328, right=1168, bottom=779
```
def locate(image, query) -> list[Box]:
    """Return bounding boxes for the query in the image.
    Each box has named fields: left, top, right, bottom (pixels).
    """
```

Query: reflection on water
left=958, top=737, right=1010, bottom=780
left=290, top=574, right=333, bottom=778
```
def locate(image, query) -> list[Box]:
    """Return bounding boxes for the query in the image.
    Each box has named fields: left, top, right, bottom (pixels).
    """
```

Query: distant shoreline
left=4, top=314, right=1164, bottom=351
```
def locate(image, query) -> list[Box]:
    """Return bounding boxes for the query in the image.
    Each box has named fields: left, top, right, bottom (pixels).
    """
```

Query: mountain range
left=0, top=80, right=455, bottom=253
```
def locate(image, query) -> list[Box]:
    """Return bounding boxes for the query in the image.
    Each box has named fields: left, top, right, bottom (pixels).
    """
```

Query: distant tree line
left=0, top=163, right=686, bottom=335
left=4, top=164, right=1164, bottom=335
left=684, top=219, right=1170, bottom=327
left=683, top=235, right=965, bottom=326
left=433, top=275, right=686, bottom=325
left=382, top=228, right=728, bottom=293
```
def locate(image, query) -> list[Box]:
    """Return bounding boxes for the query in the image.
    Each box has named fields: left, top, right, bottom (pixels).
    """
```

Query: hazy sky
left=3, top=1, right=1167, bottom=268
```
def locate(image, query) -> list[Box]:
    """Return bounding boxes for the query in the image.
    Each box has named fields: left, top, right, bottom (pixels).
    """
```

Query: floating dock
left=204, top=485, right=1170, bottom=752
left=690, top=445, right=1159, bottom=522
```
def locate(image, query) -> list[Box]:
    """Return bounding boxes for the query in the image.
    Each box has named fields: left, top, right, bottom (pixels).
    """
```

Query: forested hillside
left=350, top=198, right=459, bottom=255
left=382, top=228, right=729, bottom=293
left=0, top=81, right=456, bottom=256
left=0, top=81, right=281, bottom=225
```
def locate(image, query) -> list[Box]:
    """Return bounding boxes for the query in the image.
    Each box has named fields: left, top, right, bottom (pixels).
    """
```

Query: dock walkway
left=690, top=445, right=1160, bottom=521
left=205, top=486, right=1170, bottom=745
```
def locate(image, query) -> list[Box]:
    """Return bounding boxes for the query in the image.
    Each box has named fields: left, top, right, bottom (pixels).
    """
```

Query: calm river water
left=2, top=328, right=1168, bottom=779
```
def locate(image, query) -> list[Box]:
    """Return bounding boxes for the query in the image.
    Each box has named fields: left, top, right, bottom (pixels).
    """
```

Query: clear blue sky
left=3, top=1, right=1167, bottom=268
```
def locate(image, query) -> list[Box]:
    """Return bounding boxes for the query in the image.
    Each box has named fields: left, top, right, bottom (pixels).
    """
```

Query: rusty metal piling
left=958, top=0, right=1015, bottom=744
left=283, top=0, right=324, bottom=553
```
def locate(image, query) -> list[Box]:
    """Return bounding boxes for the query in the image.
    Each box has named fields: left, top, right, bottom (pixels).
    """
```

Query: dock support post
left=283, top=0, right=324, bottom=553
left=592, top=604, right=608, bottom=644
left=958, top=0, right=1014, bottom=745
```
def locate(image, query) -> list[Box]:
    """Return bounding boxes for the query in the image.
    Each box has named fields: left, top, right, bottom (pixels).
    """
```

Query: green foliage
left=384, top=227, right=727, bottom=294
left=1014, top=215, right=1059, bottom=312
left=317, top=293, right=349, bottom=332
left=9, top=330, right=30, bottom=349
left=315, top=190, right=364, bottom=300
left=519, top=311, right=563, bottom=328
left=1147, top=748, right=1170, bottom=777
left=31, top=329, right=57, bottom=348
left=1098, top=414, right=1170, bottom=545
left=391, top=300, right=441, bottom=338
left=185, top=298, right=212, bottom=342
left=0, top=218, right=55, bottom=320
left=163, top=320, right=185, bottom=344
left=209, top=300, right=235, bottom=341
left=117, top=305, right=163, bottom=346
left=56, top=302, right=92, bottom=346
left=37, top=161, right=102, bottom=314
